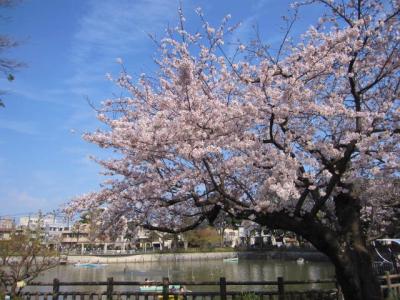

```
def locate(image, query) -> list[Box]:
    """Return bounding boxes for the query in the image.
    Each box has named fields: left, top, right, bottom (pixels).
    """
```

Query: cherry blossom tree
left=70, top=1, right=400, bottom=299
left=357, top=178, right=400, bottom=239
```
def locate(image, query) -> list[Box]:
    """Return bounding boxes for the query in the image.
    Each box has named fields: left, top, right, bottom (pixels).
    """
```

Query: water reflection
left=31, top=259, right=334, bottom=293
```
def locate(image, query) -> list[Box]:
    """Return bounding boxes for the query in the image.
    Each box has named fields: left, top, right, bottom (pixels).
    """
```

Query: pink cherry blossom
left=69, top=2, right=399, bottom=299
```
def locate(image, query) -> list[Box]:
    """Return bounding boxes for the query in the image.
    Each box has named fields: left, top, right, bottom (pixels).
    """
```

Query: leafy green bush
left=240, top=292, right=260, bottom=300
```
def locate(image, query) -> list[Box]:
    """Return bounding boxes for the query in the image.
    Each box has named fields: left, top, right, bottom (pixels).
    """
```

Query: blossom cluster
left=70, top=0, right=400, bottom=232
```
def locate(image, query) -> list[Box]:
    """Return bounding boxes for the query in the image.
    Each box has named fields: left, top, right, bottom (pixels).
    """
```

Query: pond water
left=30, top=259, right=335, bottom=293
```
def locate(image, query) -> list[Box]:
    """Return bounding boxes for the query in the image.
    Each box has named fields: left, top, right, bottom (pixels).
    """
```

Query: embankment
left=66, top=249, right=328, bottom=264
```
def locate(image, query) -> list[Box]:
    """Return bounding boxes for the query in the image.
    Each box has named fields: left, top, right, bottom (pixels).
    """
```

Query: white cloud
left=226, top=0, right=291, bottom=58
left=1, top=191, right=50, bottom=213
left=9, top=84, right=76, bottom=106
left=0, top=119, right=39, bottom=135
left=68, top=0, right=179, bottom=90
left=252, top=0, right=274, bottom=11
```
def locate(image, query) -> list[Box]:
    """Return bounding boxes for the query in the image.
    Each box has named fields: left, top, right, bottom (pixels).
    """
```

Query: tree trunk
left=307, top=228, right=382, bottom=300
left=256, top=192, right=383, bottom=300
left=332, top=192, right=382, bottom=300
left=331, top=246, right=382, bottom=300
left=307, top=230, right=382, bottom=300
left=220, top=228, right=225, bottom=247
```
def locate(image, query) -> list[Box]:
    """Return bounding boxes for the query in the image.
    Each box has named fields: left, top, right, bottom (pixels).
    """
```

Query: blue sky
left=0, top=0, right=323, bottom=218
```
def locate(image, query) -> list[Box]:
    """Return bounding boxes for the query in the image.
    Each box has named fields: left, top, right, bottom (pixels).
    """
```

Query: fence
left=12, top=277, right=338, bottom=300
left=373, top=261, right=396, bottom=276
left=380, top=272, right=400, bottom=299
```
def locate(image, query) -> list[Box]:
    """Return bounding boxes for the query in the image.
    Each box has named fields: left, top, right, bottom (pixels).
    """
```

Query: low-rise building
left=0, top=218, right=15, bottom=240
left=223, top=228, right=240, bottom=247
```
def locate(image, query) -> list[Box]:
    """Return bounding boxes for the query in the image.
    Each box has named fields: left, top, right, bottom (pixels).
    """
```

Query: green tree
left=183, top=226, right=220, bottom=249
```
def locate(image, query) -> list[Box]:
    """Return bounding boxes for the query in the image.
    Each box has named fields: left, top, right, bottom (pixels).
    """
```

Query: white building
left=18, top=215, right=70, bottom=247
left=0, top=218, right=15, bottom=240
left=223, top=228, right=240, bottom=247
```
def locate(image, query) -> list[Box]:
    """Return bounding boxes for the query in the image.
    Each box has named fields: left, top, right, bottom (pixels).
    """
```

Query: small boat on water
left=296, top=258, right=305, bottom=264
left=139, top=285, right=181, bottom=292
left=223, top=257, right=239, bottom=263
left=74, top=263, right=108, bottom=268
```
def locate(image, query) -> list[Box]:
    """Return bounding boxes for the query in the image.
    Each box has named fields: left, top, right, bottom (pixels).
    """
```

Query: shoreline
left=65, top=250, right=329, bottom=264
